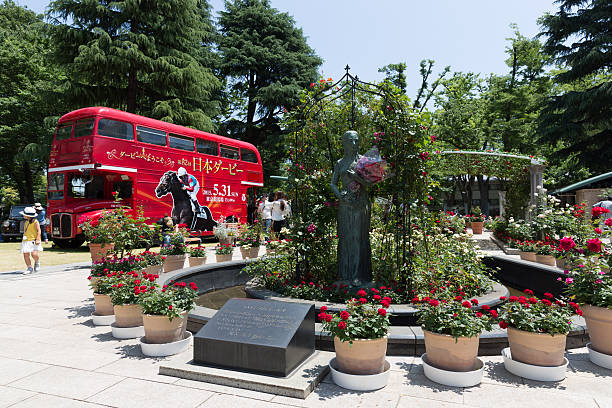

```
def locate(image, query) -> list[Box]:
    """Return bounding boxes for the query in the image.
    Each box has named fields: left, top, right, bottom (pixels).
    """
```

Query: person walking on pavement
left=20, top=207, right=43, bottom=274
left=258, top=192, right=274, bottom=234
left=271, top=191, right=291, bottom=237
left=34, top=203, right=48, bottom=243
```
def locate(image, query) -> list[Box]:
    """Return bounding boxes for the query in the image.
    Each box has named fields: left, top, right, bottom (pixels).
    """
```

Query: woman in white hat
left=20, top=207, right=43, bottom=274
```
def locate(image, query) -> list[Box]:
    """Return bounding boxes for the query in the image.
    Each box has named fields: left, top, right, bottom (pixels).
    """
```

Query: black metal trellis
left=289, top=65, right=422, bottom=285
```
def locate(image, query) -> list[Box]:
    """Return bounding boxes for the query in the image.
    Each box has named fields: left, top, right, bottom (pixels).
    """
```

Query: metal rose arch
left=281, top=65, right=435, bottom=288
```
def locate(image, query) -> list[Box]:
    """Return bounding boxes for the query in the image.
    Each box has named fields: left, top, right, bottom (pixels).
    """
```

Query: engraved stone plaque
left=193, top=298, right=315, bottom=377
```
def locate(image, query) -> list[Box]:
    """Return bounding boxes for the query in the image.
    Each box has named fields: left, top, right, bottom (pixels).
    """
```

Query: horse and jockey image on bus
left=46, top=107, right=263, bottom=248
left=155, top=167, right=216, bottom=232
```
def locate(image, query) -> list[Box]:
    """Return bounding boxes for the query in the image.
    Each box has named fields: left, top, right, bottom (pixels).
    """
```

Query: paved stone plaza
left=0, top=255, right=610, bottom=408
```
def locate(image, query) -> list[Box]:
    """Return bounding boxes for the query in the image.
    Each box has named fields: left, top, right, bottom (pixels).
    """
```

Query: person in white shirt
left=271, top=191, right=291, bottom=236
left=258, top=193, right=274, bottom=233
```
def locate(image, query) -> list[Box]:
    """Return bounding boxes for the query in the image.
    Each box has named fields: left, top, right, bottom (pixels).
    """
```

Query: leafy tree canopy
left=47, top=0, right=220, bottom=130
left=538, top=0, right=612, bottom=173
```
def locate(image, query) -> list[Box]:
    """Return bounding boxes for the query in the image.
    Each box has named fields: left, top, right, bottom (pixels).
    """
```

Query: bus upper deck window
left=240, top=148, right=258, bottom=163
left=137, top=126, right=167, bottom=146
left=220, top=145, right=239, bottom=160
left=55, top=123, right=72, bottom=141
left=196, top=139, right=218, bottom=156
left=169, top=133, right=195, bottom=151
left=73, top=118, right=95, bottom=137
left=98, top=118, right=134, bottom=140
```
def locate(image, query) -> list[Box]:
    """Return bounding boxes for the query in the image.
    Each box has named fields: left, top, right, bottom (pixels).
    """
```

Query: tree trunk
left=245, top=69, right=257, bottom=142
left=21, top=161, right=35, bottom=203
left=127, top=64, right=137, bottom=113
left=477, top=175, right=490, bottom=216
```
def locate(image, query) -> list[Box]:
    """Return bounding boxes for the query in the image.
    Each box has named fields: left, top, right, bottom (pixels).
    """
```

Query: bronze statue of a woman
left=330, top=130, right=372, bottom=285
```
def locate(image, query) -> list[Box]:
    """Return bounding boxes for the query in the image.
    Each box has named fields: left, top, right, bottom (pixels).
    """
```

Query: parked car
left=1, top=204, right=46, bottom=242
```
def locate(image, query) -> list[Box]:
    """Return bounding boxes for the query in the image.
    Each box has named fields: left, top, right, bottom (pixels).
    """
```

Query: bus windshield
left=68, top=174, right=105, bottom=199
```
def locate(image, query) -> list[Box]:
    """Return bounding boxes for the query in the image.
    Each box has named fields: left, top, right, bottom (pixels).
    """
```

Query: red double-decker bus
left=47, top=107, right=263, bottom=247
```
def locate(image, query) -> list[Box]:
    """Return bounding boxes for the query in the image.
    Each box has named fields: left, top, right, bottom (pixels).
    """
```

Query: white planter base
left=422, top=353, right=484, bottom=387
left=329, top=358, right=390, bottom=391
left=587, top=343, right=612, bottom=370
left=91, top=312, right=115, bottom=326
left=139, top=332, right=192, bottom=357
left=502, top=347, right=568, bottom=381
left=111, top=323, right=145, bottom=339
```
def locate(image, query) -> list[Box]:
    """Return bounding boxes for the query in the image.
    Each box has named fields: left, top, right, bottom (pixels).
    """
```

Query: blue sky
left=23, top=0, right=558, bottom=97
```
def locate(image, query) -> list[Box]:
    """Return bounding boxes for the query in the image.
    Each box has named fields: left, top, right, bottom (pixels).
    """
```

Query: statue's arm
left=331, top=163, right=342, bottom=199
left=347, top=169, right=372, bottom=188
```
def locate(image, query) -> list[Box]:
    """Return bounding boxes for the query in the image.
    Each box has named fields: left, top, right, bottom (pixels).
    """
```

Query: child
left=20, top=207, right=43, bottom=274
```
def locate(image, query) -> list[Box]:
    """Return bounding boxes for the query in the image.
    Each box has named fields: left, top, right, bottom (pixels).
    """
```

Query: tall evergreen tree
left=217, top=0, right=322, bottom=146
left=538, top=0, right=612, bottom=173
left=47, top=0, right=220, bottom=130
left=0, top=1, right=63, bottom=203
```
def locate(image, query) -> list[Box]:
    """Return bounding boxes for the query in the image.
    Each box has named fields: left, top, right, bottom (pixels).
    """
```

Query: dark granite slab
left=193, top=298, right=315, bottom=377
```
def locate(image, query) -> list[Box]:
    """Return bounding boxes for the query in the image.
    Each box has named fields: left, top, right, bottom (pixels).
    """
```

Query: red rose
left=606, top=218, right=612, bottom=227
left=454, top=295, right=463, bottom=301
left=559, top=237, right=576, bottom=252
left=528, top=297, right=538, bottom=304
left=592, top=206, right=610, bottom=218
left=524, top=289, right=533, bottom=295
left=462, top=301, right=472, bottom=308
left=320, top=306, right=327, bottom=312
left=324, top=314, right=332, bottom=322
left=508, top=296, right=518, bottom=302
left=543, top=292, right=553, bottom=299
left=381, top=300, right=390, bottom=308
left=476, top=312, right=483, bottom=317
left=340, top=310, right=349, bottom=320
left=429, top=299, right=439, bottom=307
left=370, top=288, right=379, bottom=294
left=358, top=298, right=367, bottom=304
left=373, top=295, right=381, bottom=301
left=499, top=321, right=509, bottom=329
left=168, top=305, right=173, bottom=310
left=587, top=238, right=602, bottom=253
left=470, top=299, right=479, bottom=305
left=541, top=299, right=552, bottom=306
left=356, top=289, right=367, bottom=297
left=377, top=308, right=387, bottom=317
left=338, top=321, right=346, bottom=329
left=489, top=310, right=498, bottom=318
left=481, top=305, right=490, bottom=311
left=412, top=297, right=420, bottom=303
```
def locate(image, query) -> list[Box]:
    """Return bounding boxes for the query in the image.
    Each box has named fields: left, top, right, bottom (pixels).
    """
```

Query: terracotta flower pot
left=535, top=254, right=556, bottom=266
left=555, top=257, right=565, bottom=269
left=142, top=311, right=187, bottom=344
left=163, top=254, right=186, bottom=272
left=519, top=251, right=537, bottom=262
left=113, top=304, right=143, bottom=328
left=423, top=329, right=480, bottom=372
left=582, top=304, right=612, bottom=355
left=216, top=254, right=232, bottom=263
left=141, top=264, right=163, bottom=275
left=188, top=256, right=206, bottom=267
left=507, top=327, right=566, bottom=366
left=240, top=247, right=249, bottom=259
left=333, top=336, right=388, bottom=375
left=93, top=293, right=114, bottom=316
left=249, top=246, right=260, bottom=258
left=89, top=243, right=114, bottom=263
left=470, top=221, right=483, bottom=234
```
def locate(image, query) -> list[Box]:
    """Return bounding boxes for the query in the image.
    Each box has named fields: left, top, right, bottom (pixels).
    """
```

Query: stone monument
left=330, top=130, right=373, bottom=285
left=193, top=298, right=315, bottom=377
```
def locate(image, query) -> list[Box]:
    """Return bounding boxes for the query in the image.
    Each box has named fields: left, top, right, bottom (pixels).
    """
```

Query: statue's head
left=341, top=131, right=359, bottom=157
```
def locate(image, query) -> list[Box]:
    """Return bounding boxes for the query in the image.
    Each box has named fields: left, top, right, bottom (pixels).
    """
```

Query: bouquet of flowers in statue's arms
left=354, top=146, right=390, bottom=184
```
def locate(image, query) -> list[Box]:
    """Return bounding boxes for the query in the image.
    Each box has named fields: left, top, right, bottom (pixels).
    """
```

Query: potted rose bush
left=89, top=274, right=115, bottom=316
left=160, top=230, right=188, bottom=272
left=138, top=281, right=198, bottom=344
left=469, top=207, right=485, bottom=234
left=215, top=243, right=234, bottom=263
left=79, top=212, right=116, bottom=262
left=564, top=259, right=612, bottom=356
left=319, top=294, right=390, bottom=375
left=109, top=271, right=159, bottom=328
left=416, top=297, right=494, bottom=372
left=188, top=246, right=207, bottom=267
left=517, top=240, right=537, bottom=262
left=497, top=290, right=581, bottom=366
left=140, top=251, right=164, bottom=274
left=535, top=242, right=556, bottom=266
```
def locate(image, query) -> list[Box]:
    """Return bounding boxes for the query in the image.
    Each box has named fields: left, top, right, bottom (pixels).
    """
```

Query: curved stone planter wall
left=164, top=258, right=589, bottom=356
